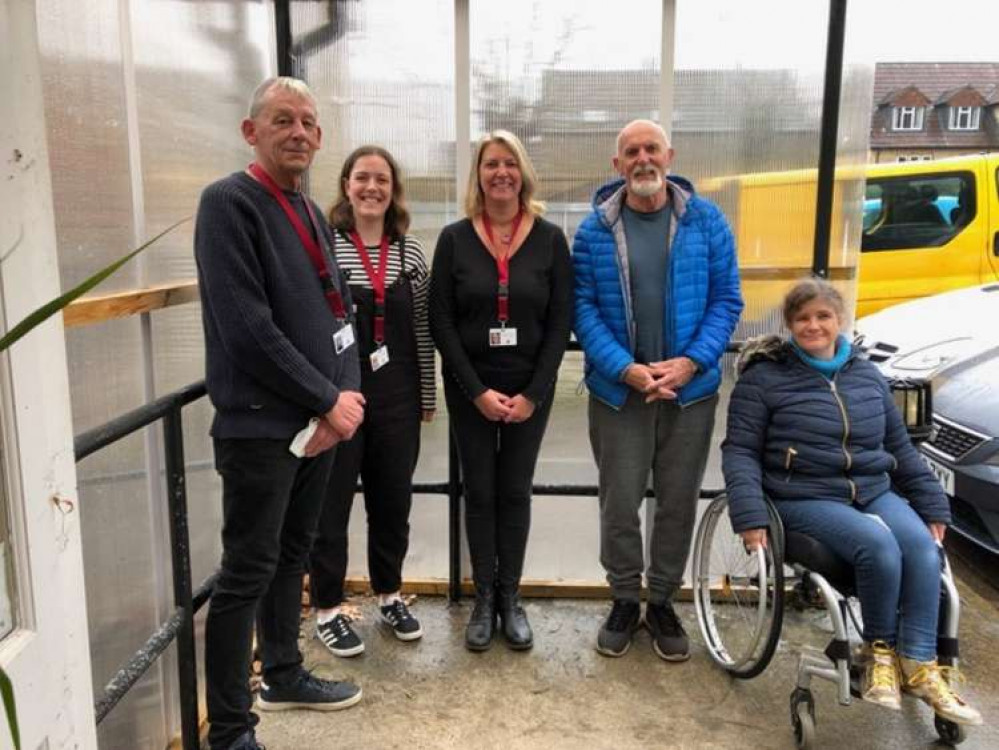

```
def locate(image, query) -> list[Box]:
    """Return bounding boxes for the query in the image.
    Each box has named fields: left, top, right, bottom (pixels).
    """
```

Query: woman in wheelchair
left=721, top=277, right=982, bottom=727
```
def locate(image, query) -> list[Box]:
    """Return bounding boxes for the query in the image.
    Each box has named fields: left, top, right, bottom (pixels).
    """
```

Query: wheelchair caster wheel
left=790, top=688, right=816, bottom=750
left=934, top=715, right=967, bottom=746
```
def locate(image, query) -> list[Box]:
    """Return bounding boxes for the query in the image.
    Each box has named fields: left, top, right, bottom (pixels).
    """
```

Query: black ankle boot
left=465, top=588, right=496, bottom=651
left=497, top=588, right=533, bottom=650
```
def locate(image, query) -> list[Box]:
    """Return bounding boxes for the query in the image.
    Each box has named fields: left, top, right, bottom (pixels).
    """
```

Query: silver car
left=856, top=283, right=999, bottom=554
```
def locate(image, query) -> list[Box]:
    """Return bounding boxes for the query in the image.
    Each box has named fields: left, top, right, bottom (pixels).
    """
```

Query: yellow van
left=699, top=153, right=999, bottom=317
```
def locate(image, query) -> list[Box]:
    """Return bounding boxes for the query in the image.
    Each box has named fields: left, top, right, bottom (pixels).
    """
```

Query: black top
left=194, top=171, right=360, bottom=439
left=429, top=217, right=573, bottom=404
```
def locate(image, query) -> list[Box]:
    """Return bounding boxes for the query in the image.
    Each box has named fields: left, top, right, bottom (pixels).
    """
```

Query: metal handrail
left=76, top=381, right=208, bottom=750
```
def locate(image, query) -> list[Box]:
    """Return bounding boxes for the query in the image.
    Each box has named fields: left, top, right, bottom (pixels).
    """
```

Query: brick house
left=870, top=62, right=999, bottom=163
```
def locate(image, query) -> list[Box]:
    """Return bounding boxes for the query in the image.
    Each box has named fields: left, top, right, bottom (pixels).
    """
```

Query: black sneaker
left=645, top=601, right=690, bottom=662
left=316, top=613, right=364, bottom=657
left=257, top=670, right=362, bottom=712
left=225, top=730, right=266, bottom=750
left=226, top=729, right=267, bottom=750
left=379, top=599, right=423, bottom=641
left=596, top=599, right=641, bottom=657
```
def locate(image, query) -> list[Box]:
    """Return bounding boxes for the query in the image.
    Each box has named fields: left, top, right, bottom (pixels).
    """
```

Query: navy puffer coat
left=721, top=338, right=951, bottom=533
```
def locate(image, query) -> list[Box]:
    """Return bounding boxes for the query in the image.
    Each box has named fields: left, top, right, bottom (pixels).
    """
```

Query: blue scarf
left=792, top=334, right=851, bottom=379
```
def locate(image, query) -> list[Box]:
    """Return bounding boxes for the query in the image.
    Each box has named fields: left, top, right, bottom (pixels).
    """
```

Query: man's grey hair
left=615, top=119, right=672, bottom=154
left=248, top=77, right=317, bottom=119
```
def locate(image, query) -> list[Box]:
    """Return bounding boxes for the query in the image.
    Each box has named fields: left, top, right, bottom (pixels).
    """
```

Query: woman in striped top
left=309, top=145, right=435, bottom=658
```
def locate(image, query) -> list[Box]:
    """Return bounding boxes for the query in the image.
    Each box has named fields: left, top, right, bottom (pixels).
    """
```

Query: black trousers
left=206, top=438, right=334, bottom=750
left=445, top=379, right=554, bottom=591
left=310, top=399, right=420, bottom=608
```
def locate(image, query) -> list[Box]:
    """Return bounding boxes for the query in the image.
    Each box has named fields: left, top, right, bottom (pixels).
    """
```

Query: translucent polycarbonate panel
left=468, top=0, right=663, bottom=584
left=76, top=433, right=162, bottom=747
left=294, top=0, right=456, bottom=584
left=36, top=0, right=140, bottom=295
left=36, top=1, right=274, bottom=747
left=292, top=0, right=456, bottom=252
left=673, top=0, right=872, bottom=338
left=471, top=0, right=662, bottom=238
left=131, top=0, right=273, bottom=286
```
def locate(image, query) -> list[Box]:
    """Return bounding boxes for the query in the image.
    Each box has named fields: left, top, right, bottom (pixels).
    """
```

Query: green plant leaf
left=0, top=666, right=19, bottom=750
left=0, top=217, right=189, bottom=352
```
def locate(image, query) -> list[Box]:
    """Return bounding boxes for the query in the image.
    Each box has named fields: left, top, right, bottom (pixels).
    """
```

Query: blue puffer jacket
left=572, top=176, right=743, bottom=408
left=721, top=338, right=952, bottom=533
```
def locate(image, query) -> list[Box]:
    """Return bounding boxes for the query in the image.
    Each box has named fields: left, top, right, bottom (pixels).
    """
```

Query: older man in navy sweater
left=195, top=77, right=364, bottom=750
left=573, top=120, right=743, bottom=663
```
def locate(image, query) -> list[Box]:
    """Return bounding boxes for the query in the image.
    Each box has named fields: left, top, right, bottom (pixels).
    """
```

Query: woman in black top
left=309, top=146, right=435, bottom=658
left=430, top=130, right=573, bottom=651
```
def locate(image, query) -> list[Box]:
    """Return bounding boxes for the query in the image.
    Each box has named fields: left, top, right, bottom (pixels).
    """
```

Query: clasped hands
left=473, top=390, right=535, bottom=423
left=624, top=357, right=698, bottom=402
left=302, top=390, right=366, bottom=457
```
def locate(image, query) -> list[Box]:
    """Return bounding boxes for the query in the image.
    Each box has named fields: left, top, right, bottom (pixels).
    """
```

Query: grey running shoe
left=645, top=601, right=690, bottom=662
left=596, top=599, right=641, bottom=657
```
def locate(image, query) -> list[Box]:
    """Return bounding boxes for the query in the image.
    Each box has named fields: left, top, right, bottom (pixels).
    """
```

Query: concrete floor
left=256, top=564, right=999, bottom=750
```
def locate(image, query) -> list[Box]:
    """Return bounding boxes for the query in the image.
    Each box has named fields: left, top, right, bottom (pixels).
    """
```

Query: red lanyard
left=348, top=230, right=391, bottom=344
left=248, top=162, right=347, bottom=320
left=482, top=208, right=523, bottom=324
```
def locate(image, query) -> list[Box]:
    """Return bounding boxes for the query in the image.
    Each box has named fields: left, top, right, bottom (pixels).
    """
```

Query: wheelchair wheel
left=934, top=715, right=967, bottom=746
left=792, top=703, right=815, bottom=749
left=692, top=494, right=784, bottom=679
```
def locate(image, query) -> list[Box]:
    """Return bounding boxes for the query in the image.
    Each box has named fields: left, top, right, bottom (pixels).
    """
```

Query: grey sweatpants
left=588, top=391, right=717, bottom=603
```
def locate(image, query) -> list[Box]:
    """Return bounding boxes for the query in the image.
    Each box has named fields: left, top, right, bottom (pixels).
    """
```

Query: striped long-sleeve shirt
left=331, top=231, right=436, bottom=412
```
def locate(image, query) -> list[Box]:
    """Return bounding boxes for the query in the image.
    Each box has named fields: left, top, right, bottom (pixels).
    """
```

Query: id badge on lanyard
left=248, top=163, right=353, bottom=355
left=333, top=322, right=355, bottom=354
left=348, top=230, right=393, bottom=370
left=483, top=211, right=521, bottom=348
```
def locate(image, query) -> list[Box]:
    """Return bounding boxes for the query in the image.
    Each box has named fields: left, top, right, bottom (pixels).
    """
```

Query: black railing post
left=448, top=427, right=462, bottom=602
left=162, top=405, right=199, bottom=750
left=812, top=0, right=848, bottom=279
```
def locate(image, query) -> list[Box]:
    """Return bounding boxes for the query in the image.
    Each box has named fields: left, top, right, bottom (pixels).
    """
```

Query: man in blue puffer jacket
left=573, top=120, right=743, bottom=662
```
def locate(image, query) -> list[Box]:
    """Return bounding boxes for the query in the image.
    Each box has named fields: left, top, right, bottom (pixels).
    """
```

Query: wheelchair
left=691, top=492, right=968, bottom=749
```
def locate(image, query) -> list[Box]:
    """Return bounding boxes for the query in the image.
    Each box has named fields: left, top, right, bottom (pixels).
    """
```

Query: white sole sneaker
left=257, top=688, right=363, bottom=712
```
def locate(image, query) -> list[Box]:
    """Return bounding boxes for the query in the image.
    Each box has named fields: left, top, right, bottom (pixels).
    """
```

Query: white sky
left=41, top=0, right=999, bottom=79
left=343, top=0, right=999, bottom=81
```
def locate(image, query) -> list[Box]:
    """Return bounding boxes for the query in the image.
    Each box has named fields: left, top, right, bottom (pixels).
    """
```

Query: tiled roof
left=871, top=62, right=999, bottom=149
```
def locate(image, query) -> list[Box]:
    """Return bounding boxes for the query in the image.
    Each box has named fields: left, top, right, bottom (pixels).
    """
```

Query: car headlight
left=888, top=378, right=932, bottom=442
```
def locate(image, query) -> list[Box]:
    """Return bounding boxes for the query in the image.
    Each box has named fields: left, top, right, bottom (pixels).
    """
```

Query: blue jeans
left=773, top=491, right=941, bottom=661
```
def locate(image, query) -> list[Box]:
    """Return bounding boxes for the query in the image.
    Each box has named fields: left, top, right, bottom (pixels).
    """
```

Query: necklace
left=482, top=208, right=524, bottom=258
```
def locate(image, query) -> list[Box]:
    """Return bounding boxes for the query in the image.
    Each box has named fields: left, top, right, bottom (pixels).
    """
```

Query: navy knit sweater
left=194, top=171, right=360, bottom=439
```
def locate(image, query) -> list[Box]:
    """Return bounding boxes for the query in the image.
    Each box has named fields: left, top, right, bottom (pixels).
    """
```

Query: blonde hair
left=248, top=77, right=317, bottom=119
left=464, top=130, right=545, bottom=218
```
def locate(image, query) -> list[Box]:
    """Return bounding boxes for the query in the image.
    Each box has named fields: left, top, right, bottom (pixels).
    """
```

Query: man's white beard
left=628, top=170, right=663, bottom=198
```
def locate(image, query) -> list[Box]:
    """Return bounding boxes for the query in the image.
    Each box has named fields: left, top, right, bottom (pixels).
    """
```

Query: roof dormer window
left=948, top=105, right=980, bottom=131
left=891, top=106, right=924, bottom=131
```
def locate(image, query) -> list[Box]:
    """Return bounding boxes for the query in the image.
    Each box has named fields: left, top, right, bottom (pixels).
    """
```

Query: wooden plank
left=62, top=280, right=199, bottom=328
left=740, top=265, right=856, bottom=281
left=340, top=577, right=697, bottom=602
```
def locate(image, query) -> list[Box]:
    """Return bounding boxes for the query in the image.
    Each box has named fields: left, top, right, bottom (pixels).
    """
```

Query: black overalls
left=310, top=239, right=422, bottom=606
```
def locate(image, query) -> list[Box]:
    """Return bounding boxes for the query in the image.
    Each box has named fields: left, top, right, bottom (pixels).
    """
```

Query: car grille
left=926, top=417, right=989, bottom=461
